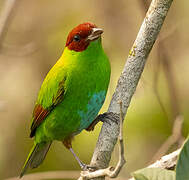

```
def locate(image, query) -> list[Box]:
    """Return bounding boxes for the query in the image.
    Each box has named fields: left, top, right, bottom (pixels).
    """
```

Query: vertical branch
left=89, top=0, right=174, bottom=180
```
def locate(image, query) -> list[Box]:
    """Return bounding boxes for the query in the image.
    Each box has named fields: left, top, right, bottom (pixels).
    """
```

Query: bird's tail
left=20, top=141, right=52, bottom=178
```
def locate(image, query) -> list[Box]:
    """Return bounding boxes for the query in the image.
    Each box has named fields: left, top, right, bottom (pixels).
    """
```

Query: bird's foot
left=85, top=112, right=111, bottom=131
left=81, top=163, right=98, bottom=172
left=97, top=112, right=119, bottom=125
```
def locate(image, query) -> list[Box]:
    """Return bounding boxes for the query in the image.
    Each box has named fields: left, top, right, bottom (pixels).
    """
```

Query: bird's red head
left=66, top=22, right=103, bottom=52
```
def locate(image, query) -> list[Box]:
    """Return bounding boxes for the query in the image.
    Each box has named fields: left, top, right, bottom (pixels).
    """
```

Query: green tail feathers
left=20, top=141, right=52, bottom=178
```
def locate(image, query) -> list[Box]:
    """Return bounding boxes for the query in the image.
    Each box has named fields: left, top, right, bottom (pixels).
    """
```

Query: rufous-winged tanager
left=20, top=22, right=111, bottom=177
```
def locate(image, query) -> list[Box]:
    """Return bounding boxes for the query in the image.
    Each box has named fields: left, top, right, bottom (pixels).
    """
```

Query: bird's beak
left=86, top=28, right=103, bottom=42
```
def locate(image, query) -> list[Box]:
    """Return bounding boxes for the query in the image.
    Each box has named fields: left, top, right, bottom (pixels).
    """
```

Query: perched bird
left=20, top=22, right=111, bottom=177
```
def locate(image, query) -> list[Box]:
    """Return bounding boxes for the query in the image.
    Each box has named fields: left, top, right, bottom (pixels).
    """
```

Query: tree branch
left=87, top=0, right=173, bottom=179
left=128, top=148, right=180, bottom=180
left=148, top=148, right=180, bottom=170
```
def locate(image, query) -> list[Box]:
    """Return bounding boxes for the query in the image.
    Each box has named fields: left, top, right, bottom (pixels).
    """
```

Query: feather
left=20, top=142, right=52, bottom=178
left=30, top=79, right=65, bottom=138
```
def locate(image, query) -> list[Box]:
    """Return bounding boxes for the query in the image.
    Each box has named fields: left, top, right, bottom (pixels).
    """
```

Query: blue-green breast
left=77, top=90, right=106, bottom=132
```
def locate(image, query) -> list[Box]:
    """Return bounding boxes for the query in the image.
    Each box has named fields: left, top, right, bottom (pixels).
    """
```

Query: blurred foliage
left=0, top=0, right=189, bottom=179
left=176, top=137, right=189, bottom=180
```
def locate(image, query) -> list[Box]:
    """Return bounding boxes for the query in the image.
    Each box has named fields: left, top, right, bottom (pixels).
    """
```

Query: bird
left=20, top=22, right=111, bottom=178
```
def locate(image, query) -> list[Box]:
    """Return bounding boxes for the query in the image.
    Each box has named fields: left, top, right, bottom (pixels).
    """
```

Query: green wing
left=30, top=65, right=67, bottom=137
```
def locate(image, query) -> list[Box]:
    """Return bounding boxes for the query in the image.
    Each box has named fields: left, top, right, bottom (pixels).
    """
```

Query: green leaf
left=132, top=167, right=175, bottom=180
left=133, top=173, right=149, bottom=180
left=176, top=137, right=189, bottom=180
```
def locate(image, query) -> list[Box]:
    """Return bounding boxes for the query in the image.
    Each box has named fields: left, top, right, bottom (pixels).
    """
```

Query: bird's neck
left=59, top=38, right=103, bottom=65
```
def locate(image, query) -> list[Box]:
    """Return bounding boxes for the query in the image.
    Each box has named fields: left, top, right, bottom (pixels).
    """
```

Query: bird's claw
left=99, top=112, right=119, bottom=125
left=81, top=164, right=98, bottom=172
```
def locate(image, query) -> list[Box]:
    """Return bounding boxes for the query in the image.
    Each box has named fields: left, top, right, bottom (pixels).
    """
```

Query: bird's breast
left=76, top=90, right=106, bottom=132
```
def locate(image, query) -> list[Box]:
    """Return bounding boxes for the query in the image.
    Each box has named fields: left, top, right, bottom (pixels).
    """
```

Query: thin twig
left=109, top=102, right=126, bottom=178
left=148, top=148, right=181, bottom=170
left=128, top=148, right=181, bottom=180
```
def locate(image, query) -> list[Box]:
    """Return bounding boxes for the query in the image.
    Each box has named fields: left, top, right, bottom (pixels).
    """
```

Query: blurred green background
left=0, top=0, right=189, bottom=179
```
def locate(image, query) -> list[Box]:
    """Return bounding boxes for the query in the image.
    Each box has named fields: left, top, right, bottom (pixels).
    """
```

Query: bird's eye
left=73, top=35, right=81, bottom=42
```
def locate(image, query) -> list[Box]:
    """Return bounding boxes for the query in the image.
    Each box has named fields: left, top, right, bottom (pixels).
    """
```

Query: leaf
left=132, top=167, right=175, bottom=180
left=176, top=137, right=189, bottom=180
left=134, top=173, right=149, bottom=180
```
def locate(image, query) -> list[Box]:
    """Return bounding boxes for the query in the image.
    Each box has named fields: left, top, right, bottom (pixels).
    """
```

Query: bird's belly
left=42, top=90, right=106, bottom=141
